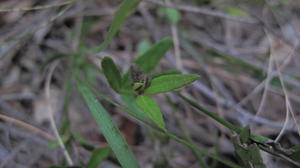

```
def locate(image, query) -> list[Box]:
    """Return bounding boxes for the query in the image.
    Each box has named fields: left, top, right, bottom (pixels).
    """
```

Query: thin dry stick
left=164, top=0, right=183, bottom=70
left=171, top=25, right=182, bottom=70
left=0, top=114, right=55, bottom=141
left=0, top=0, right=76, bottom=12
left=0, top=2, right=73, bottom=46
left=229, top=52, right=292, bottom=111
left=252, top=33, right=274, bottom=125
left=274, top=57, right=300, bottom=142
left=274, top=94, right=290, bottom=142
left=45, top=62, right=74, bottom=166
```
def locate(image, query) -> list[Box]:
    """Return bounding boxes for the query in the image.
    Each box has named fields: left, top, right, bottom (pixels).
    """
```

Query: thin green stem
left=178, top=93, right=241, bottom=132
left=166, top=132, right=241, bottom=168
left=84, top=84, right=241, bottom=168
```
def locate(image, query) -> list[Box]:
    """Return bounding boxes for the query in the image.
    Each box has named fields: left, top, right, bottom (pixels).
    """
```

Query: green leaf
left=249, top=134, right=269, bottom=144
left=93, top=0, right=140, bottom=53
left=47, top=134, right=70, bottom=149
left=48, top=166, right=82, bottom=168
left=72, top=132, right=95, bottom=151
left=137, top=39, right=152, bottom=55
left=278, top=0, right=289, bottom=4
left=222, top=7, right=250, bottom=18
left=246, top=144, right=266, bottom=168
left=87, top=147, right=111, bottom=168
left=136, top=95, right=165, bottom=130
left=121, top=95, right=148, bottom=120
left=150, top=69, right=181, bottom=79
left=101, top=56, right=122, bottom=92
left=240, top=126, right=251, bottom=144
left=179, top=94, right=272, bottom=144
left=179, top=93, right=241, bottom=132
left=135, top=38, right=172, bottom=73
left=144, top=74, right=199, bottom=95
left=290, top=145, right=300, bottom=161
left=232, top=135, right=266, bottom=168
left=166, top=8, right=181, bottom=24
left=76, top=77, right=140, bottom=168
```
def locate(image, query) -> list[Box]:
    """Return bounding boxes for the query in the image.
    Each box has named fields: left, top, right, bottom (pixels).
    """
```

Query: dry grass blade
left=0, top=0, right=76, bottom=13
left=0, top=114, right=55, bottom=141
left=45, top=61, right=74, bottom=166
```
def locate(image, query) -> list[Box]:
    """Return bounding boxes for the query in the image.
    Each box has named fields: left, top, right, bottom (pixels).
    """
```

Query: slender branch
left=45, top=61, right=74, bottom=166
left=0, top=114, right=55, bottom=141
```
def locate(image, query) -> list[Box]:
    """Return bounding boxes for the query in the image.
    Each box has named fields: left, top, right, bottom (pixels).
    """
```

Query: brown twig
left=0, top=114, right=55, bottom=141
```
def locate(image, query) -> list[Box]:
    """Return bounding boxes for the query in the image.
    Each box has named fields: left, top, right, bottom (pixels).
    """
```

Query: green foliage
left=136, top=95, right=166, bottom=130
left=76, top=77, right=140, bottom=168
left=178, top=94, right=275, bottom=145
left=120, top=38, right=173, bottom=92
left=290, top=145, right=300, bottom=161
left=94, top=0, right=141, bottom=53
left=121, top=95, right=148, bottom=120
left=137, top=39, right=152, bottom=55
left=101, top=57, right=123, bottom=93
left=135, top=38, right=172, bottom=73
left=151, top=69, right=181, bottom=77
left=130, top=65, right=151, bottom=95
left=101, top=55, right=199, bottom=141
left=240, top=126, right=251, bottom=144
left=87, top=147, right=111, bottom=168
left=165, top=8, right=181, bottom=24
left=72, top=132, right=95, bottom=151
left=47, top=134, right=70, bottom=149
left=249, top=134, right=269, bottom=144
left=179, top=93, right=241, bottom=132
left=232, top=133, right=266, bottom=168
left=222, top=7, right=250, bottom=18
left=278, top=0, right=289, bottom=4
left=144, top=74, right=200, bottom=95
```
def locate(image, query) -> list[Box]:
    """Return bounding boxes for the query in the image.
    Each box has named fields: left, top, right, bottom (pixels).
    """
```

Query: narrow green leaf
left=179, top=94, right=272, bottom=144
left=222, top=7, right=250, bottom=18
left=290, top=145, right=300, bottom=161
left=232, top=135, right=266, bottom=168
left=121, top=95, right=148, bottom=120
left=87, top=147, right=111, bottom=168
left=144, top=74, right=199, bottom=95
left=96, top=0, right=140, bottom=52
left=247, top=144, right=266, bottom=168
left=249, top=134, right=269, bottom=144
left=168, top=132, right=241, bottom=168
left=135, top=38, right=172, bottom=73
left=150, top=69, right=182, bottom=79
left=77, top=80, right=240, bottom=168
left=178, top=93, right=241, bottom=132
left=76, top=78, right=140, bottom=168
left=166, top=8, right=181, bottom=24
left=278, top=0, right=289, bottom=4
left=136, top=95, right=165, bottom=130
left=240, top=126, right=251, bottom=144
left=72, top=132, right=95, bottom=151
left=47, top=134, right=70, bottom=149
left=101, top=56, right=122, bottom=92
left=137, top=39, right=152, bottom=55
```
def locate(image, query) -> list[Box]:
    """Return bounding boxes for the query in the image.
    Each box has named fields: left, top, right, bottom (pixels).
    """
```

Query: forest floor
left=0, top=0, right=300, bottom=167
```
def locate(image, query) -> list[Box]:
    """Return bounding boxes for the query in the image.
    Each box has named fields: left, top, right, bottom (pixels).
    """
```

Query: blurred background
left=0, top=0, right=300, bottom=167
